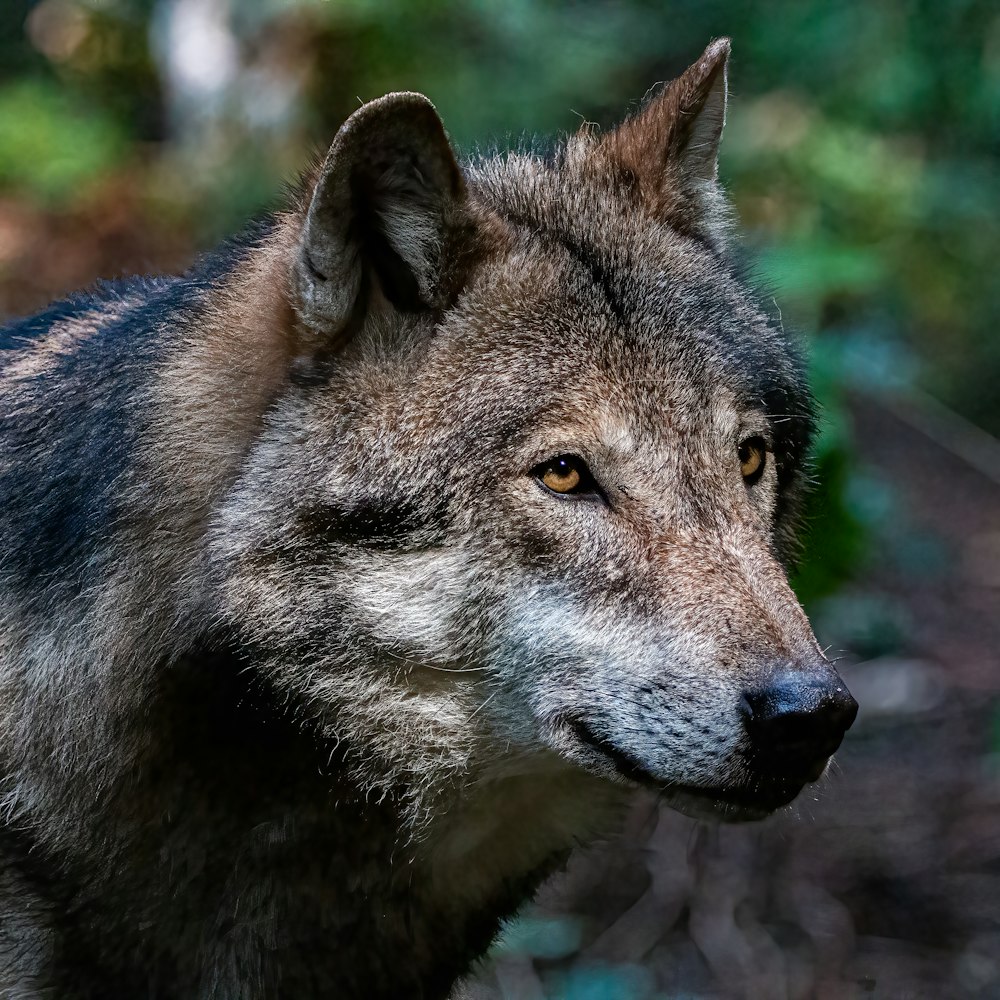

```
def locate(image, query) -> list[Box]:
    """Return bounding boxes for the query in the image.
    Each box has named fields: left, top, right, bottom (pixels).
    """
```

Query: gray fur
left=0, top=40, right=853, bottom=999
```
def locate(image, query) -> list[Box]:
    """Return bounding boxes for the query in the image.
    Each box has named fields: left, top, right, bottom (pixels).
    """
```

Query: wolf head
left=204, top=39, right=856, bottom=828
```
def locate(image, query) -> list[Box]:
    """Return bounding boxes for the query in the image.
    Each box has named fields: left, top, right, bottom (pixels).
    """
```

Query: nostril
left=755, top=706, right=820, bottom=746
left=742, top=673, right=858, bottom=765
left=828, top=686, right=860, bottom=732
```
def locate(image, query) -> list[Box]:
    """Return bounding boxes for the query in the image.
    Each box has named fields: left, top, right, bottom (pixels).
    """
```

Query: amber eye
left=534, top=455, right=598, bottom=497
left=738, top=436, right=767, bottom=485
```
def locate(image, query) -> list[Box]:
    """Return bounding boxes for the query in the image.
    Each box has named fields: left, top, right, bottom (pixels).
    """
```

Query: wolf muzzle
left=741, top=667, right=858, bottom=782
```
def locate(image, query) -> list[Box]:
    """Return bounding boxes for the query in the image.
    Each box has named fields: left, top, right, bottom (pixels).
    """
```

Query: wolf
left=0, top=37, right=856, bottom=999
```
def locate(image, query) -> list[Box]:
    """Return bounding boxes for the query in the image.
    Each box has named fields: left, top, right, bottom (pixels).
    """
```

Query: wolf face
left=208, top=39, right=855, bottom=829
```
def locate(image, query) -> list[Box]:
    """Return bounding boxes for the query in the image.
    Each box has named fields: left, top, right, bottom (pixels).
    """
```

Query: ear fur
left=293, top=93, right=468, bottom=339
left=668, top=37, right=729, bottom=183
left=600, top=38, right=731, bottom=238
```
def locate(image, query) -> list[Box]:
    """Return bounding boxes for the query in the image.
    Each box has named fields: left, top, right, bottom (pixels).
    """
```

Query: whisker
left=465, top=691, right=499, bottom=723
left=380, top=646, right=487, bottom=674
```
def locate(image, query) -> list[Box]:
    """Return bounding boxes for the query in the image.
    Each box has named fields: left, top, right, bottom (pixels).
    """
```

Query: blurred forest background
left=1, top=1, right=998, bottom=997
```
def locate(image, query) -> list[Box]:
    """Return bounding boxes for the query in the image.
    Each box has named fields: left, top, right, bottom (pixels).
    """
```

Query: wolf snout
left=741, top=669, right=858, bottom=780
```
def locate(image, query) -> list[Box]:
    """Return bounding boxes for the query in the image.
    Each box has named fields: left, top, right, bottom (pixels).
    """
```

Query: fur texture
left=0, top=40, right=855, bottom=999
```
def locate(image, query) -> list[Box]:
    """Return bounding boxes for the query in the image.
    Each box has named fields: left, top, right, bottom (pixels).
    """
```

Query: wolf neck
left=421, top=751, right=624, bottom=903
left=77, top=646, right=625, bottom=997
left=382, top=758, right=624, bottom=996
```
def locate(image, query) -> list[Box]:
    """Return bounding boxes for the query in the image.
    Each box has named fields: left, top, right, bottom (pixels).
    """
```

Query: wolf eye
left=738, top=436, right=767, bottom=485
left=534, top=455, right=598, bottom=497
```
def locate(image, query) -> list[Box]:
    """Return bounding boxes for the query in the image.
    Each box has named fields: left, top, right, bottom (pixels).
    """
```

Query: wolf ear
left=601, top=38, right=730, bottom=237
left=292, top=93, right=467, bottom=339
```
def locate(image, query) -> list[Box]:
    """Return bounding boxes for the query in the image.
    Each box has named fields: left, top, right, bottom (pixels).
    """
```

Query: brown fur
left=0, top=40, right=854, bottom=998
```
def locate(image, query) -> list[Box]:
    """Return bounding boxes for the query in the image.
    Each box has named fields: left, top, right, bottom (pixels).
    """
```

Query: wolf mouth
left=566, top=719, right=808, bottom=822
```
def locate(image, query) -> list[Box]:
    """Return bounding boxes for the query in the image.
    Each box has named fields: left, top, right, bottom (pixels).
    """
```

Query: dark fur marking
left=508, top=520, right=562, bottom=571
left=0, top=824, right=68, bottom=915
left=500, top=210, right=627, bottom=325
left=0, top=220, right=281, bottom=614
left=298, top=495, right=448, bottom=553
left=555, top=231, right=628, bottom=325
left=611, top=164, right=640, bottom=196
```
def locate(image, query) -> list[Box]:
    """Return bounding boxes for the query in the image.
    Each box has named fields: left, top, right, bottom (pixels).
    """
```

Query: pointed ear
left=669, top=37, right=729, bottom=183
left=600, top=38, right=731, bottom=237
left=292, top=93, right=468, bottom=339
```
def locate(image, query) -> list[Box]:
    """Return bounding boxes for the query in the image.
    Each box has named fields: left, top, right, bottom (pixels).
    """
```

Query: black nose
left=741, top=669, right=858, bottom=778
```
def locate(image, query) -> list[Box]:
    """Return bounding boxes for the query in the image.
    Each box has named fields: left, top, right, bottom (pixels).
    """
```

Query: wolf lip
left=566, top=719, right=809, bottom=820
left=566, top=719, right=661, bottom=786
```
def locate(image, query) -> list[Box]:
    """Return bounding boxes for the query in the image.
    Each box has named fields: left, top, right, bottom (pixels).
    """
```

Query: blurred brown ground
left=0, top=183, right=191, bottom=318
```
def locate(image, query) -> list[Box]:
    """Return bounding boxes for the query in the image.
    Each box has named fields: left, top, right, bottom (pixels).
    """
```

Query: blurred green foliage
left=0, top=78, right=125, bottom=204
